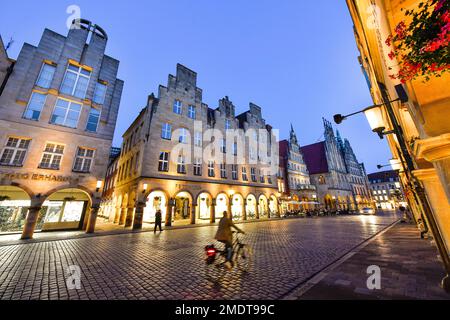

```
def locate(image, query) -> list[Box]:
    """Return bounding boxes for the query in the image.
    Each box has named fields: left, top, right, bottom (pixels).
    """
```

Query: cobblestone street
left=0, top=213, right=400, bottom=300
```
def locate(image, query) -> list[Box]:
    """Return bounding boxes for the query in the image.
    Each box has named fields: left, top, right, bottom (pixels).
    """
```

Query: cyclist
left=214, top=211, right=245, bottom=270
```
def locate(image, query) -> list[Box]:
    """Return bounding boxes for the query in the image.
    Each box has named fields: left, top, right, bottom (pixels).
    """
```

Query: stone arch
left=245, top=193, right=257, bottom=220
left=40, top=187, right=92, bottom=231
left=215, top=192, right=229, bottom=219
left=196, top=191, right=213, bottom=223
left=258, top=194, right=269, bottom=218
left=0, top=185, right=32, bottom=233
left=144, top=190, right=168, bottom=224
left=269, top=194, right=279, bottom=217
left=174, top=190, right=193, bottom=222
left=231, top=193, right=244, bottom=221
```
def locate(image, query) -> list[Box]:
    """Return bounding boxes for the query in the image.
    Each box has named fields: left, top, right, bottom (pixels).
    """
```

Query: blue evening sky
left=0, top=0, right=392, bottom=173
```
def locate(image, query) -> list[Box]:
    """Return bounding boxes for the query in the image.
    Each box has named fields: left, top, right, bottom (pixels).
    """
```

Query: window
left=188, top=105, right=196, bottom=119
left=60, top=63, right=91, bottom=99
left=267, top=175, right=272, bottom=184
left=93, top=82, right=107, bottom=105
left=39, top=143, right=64, bottom=170
left=220, top=139, right=226, bottom=153
left=0, top=137, right=31, bottom=166
left=220, top=164, right=227, bottom=179
left=260, top=171, right=265, bottom=183
left=179, top=128, right=188, bottom=144
left=161, top=123, right=172, bottom=140
left=251, top=168, right=257, bottom=182
left=86, top=107, right=100, bottom=132
left=208, top=161, right=215, bottom=177
left=173, top=100, right=182, bottom=114
left=232, top=165, right=238, bottom=180
left=36, top=63, right=56, bottom=88
left=194, top=132, right=202, bottom=147
left=23, top=92, right=46, bottom=120
left=232, top=142, right=238, bottom=156
left=73, top=147, right=95, bottom=172
left=225, top=119, right=232, bottom=130
left=158, top=152, right=170, bottom=172
left=249, top=148, right=256, bottom=160
left=194, top=158, right=202, bottom=176
left=50, top=98, right=82, bottom=128
left=242, top=167, right=248, bottom=181
left=318, top=175, right=326, bottom=184
left=177, top=154, right=186, bottom=174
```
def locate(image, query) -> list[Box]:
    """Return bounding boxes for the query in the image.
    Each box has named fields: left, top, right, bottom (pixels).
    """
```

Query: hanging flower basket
left=386, top=0, right=450, bottom=83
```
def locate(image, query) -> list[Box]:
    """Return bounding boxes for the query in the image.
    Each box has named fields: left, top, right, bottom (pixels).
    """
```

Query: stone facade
left=102, top=64, right=280, bottom=229
left=302, top=119, right=355, bottom=210
left=0, top=21, right=123, bottom=238
left=337, top=131, right=373, bottom=208
left=279, top=125, right=317, bottom=212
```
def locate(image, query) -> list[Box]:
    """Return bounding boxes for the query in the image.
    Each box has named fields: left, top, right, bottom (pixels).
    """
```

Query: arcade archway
left=246, top=194, right=257, bottom=220
left=197, top=192, right=212, bottom=224
left=231, top=193, right=244, bottom=221
left=258, top=195, right=269, bottom=218
left=0, top=186, right=31, bottom=233
left=215, top=193, right=228, bottom=219
left=143, top=191, right=167, bottom=224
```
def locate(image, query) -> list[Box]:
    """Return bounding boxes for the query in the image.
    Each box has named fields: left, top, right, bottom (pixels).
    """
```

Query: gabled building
left=279, top=125, right=317, bottom=212
left=101, top=64, right=280, bottom=229
left=301, top=119, right=354, bottom=210
left=337, top=132, right=373, bottom=208
left=0, top=20, right=124, bottom=238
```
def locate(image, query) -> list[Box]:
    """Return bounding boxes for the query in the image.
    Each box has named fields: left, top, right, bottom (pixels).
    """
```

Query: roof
left=301, top=141, right=329, bottom=174
left=367, top=170, right=399, bottom=182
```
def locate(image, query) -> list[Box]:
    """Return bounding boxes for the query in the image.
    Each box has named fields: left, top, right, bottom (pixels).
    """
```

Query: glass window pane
left=60, top=71, right=77, bottom=95
left=24, top=92, right=46, bottom=120
left=36, top=64, right=56, bottom=88
left=93, top=83, right=107, bottom=105
left=74, top=76, right=89, bottom=99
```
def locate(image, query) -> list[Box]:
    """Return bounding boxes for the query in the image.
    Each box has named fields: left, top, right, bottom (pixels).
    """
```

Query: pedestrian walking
left=417, top=218, right=427, bottom=239
left=154, top=210, right=163, bottom=233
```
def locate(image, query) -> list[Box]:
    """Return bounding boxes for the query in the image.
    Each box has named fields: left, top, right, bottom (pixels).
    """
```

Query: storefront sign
left=175, top=183, right=202, bottom=191
left=1, top=172, right=71, bottom=182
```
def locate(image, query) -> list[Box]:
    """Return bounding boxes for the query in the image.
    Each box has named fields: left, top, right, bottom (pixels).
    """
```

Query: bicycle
left=204, top=232, right=252, bottom=279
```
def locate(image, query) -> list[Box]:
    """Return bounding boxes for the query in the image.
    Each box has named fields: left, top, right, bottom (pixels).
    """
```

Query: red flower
left=395, top=21, right=407, bottom=39
left=388, top=51, right=396, bottom=60
left=385, top=35, right=393, bottom=47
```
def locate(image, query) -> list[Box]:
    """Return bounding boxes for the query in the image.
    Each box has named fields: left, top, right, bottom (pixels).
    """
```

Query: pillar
left=190, top=202, right=197, bottom=225
left=119, top=207, right=127, bottom=225
left=228, top=196, right=232, bottom=217
left=124, top=207, right=135, bottom=228
left=165, top=198, right=173, bottom=227
left=86, top=205, right=100, bottom=234
left=256, top=201, right=260, bottom=219
left=210, top=198, right=216, bottom=223
left=132, top=202, right=146, bottom=230
left=114, top=206, right=121, bottom=224
left=242, top=200, right=247, bottom=221
left=21, top=206, right=42, bottom=240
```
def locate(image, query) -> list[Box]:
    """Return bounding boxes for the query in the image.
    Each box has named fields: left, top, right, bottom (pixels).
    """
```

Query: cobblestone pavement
left=0, top=213, right=399, bottom=300
left=299, top=222, right=450, bottom=300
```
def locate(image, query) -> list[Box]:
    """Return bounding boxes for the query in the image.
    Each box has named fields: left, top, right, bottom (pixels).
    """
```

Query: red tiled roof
left=301, top=141, right=329, bottom=174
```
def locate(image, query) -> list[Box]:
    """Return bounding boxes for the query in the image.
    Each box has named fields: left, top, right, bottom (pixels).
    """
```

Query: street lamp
left=96, top=180, right=103, bottom=193
left=333, top=85, right=408, bottom=139
left=377, top=159, right=402, bottom=171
